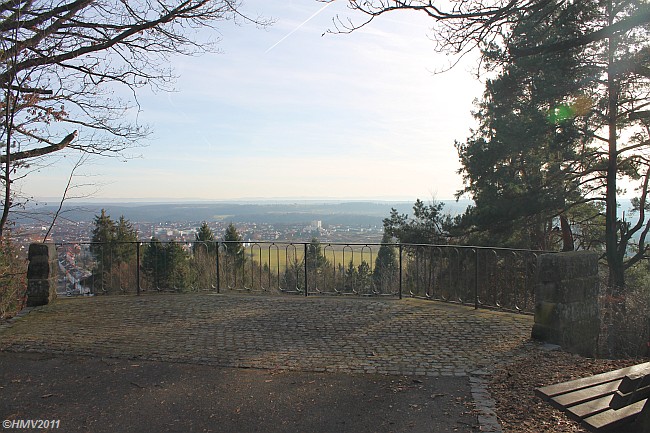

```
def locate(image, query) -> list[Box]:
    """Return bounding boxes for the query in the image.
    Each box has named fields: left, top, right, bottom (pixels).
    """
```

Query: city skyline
left=18, top=0, right=483, bottom=203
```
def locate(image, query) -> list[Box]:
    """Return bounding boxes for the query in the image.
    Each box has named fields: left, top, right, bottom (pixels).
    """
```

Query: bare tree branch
left=0, top=129, right=76, bottom=162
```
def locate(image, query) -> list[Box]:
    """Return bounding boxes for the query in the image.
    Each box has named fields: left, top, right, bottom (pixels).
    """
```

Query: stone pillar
left=532, top=251, right=600, bottom=357
left=26, top=243, right=57, bottom=307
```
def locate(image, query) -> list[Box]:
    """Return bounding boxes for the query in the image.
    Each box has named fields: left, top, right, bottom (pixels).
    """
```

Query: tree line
left=87, top=210, right=403, bottom=295
left=89, top=212, right=246, bottom=293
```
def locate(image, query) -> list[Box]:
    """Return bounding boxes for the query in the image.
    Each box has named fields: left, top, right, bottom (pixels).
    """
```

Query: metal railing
left=55, top=240, right=547, bottom=313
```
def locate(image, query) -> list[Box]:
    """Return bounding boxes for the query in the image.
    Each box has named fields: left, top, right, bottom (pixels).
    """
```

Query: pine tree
left=194, top=222, right=217, bottom=255
left=115, top=216, right=137, bottom=263
left=142, top=238, right=190, bottom=290
left=452, top=0, right=650, bottom=288
left=90, top=210, right=137, bottom=292
left=306, top=237, right=329, bottom=271
left=383, top=199, right=448, bottom=245
left=357, top=260, right=372, bottom=293
left=454, top=1, right=601, bottom=250
left=166, top=241, right=190, bottom=289
left=374, top=232, right=398, bottom=290
left=142, top=237, right=166, bottom=289
left=90, top=209, right=117, bottom=291
left=223, top=223, right=245, bottom=267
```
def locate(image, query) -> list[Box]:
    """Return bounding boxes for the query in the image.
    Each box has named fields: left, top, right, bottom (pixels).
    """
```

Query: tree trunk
left=605, top=3, right=625, bottom=292
left=0, top=88, right=13, bottom=239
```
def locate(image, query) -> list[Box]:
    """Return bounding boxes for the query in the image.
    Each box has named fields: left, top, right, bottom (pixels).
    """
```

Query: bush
left=599, top=263, right=650, bottom=358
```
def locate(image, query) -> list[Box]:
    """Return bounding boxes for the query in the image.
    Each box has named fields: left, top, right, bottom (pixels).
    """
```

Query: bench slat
left=536, top=362, right=650, bottom=399
left=620, top=368, right=650, bottom=394
left=567, top=394, right=613, bottom=420
left=583, top=398, right=647, bottom=432
left=552, top=379, right=622, bottom=408
left=610, top=385, right=650, bottom=410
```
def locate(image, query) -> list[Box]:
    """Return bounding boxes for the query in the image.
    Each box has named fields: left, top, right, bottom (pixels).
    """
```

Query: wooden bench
left=535, top=362, right=650, bottom=432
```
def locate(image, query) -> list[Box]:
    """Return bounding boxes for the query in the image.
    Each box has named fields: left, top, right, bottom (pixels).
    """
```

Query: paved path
left=0, top=293, right=532, bottom=376
left=1, top=352, right=480, bottom=433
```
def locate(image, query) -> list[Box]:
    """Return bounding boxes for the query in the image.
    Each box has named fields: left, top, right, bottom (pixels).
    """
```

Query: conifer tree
left=90, top=209, right=116, bottom=289
left=90, top=210, right=137, bottom=292
left=142, top=238, right=190, bottom=290
left=383, top=199, right=448, bottom=245
left=452, top=0, right=650, bottom=289
left=194, top=222, right=217, bottom=255
left=223, top=223, right=245, bottom=268
left=374, top=232, right=398, bottom=289
left=165, top=241, right=190, bottom=289
left=306, top=237, right=329, bottom=271
left=142, top=237, right=166, bottom=289
left=453, top=6, right=599, bottom=249
left=115, top=216, right=137, bottom=263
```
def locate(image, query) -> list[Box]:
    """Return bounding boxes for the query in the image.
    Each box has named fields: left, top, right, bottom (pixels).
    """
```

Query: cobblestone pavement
left=0, top=293, right=532, bottom=377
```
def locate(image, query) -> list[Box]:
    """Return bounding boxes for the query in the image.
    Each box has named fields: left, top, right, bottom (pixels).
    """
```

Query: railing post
left=136, top=242, right=141, bottom=296
left=215, top=242, right=220, bottom=293
left=304, top=243, right=308, bottom=297
left=474, top=248, right=479, bottom=309
left=398, top=244, right=403, bottom=300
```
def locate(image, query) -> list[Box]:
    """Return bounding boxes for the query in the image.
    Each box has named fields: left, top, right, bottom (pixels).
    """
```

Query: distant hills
left=18, top=199, right=475, bottom=226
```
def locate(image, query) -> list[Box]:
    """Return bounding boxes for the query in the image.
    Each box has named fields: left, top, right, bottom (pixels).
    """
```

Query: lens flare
left=548, top=95, right=592, bottom=124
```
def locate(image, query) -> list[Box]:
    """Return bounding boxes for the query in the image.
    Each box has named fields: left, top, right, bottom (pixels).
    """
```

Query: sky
left=21, top=0, right=485, bottom=203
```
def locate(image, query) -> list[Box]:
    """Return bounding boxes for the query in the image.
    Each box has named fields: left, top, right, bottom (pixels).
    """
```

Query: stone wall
left=532, top=251, right=600, bottom=357
left=26, top=243, right=57, bottom=307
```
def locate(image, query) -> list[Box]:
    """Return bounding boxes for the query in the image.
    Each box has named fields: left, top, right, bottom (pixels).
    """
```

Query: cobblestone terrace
left=0, top=293, right=533, bottom=376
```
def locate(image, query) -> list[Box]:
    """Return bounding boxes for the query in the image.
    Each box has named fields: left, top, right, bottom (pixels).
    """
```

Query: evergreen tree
left=142, top=238, right=190, bottom=290
left=453, top=0, right=650, bottom=288
left=89, top=210, right=137, bottom=292
left=357, top=260, right=372, bottom=293
left=344, top=259, right=357, bottom=292
left=454, top=2, right=600, bottom=250
left=165, top=241, right=190, bottom=289
left=223, top=223, right=245, bottom=267
left=306, top=237, right=329, bottom=270
left=383, top=199, right=449, bottom=245
left=374, top=232, right=398, bottom=289
left=90, top=209, right=117, bottom=291
left=115, top=216, right=138, bottom=263
left=142, top=237, right=166, bottom=289
left=194, top=222, right=217, bottom=255
left=90, top=209, right=116, bottom=265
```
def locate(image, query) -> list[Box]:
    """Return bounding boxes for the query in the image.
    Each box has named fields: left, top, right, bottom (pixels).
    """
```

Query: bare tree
left=0, top=0, right=270, bottom=237
left=325, top=1, right=650, bottom=59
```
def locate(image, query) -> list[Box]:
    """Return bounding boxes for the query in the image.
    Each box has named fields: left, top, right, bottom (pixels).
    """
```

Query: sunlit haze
left=20, top=1, right=484, bottom=203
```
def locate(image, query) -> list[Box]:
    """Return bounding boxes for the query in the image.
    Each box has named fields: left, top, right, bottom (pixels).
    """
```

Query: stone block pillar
left=532, top=251, right=600, bottom=357
left=26, top=243, right=57, bottom=307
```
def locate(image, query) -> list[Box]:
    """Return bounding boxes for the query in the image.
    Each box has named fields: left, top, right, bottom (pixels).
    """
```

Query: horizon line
left=32, top=196, right=469, bottom=204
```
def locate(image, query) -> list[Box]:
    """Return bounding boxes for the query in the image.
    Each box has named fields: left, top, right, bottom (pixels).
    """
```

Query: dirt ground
left=488, top=341, right=647, bottom=433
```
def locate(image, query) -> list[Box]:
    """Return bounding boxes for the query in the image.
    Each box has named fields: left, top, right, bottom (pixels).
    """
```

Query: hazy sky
left=22, top=0, right=484, bottom=203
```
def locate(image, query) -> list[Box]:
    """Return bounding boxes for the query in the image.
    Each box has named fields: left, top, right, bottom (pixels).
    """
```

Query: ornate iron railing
left=55, top=240, right=546, bottom=313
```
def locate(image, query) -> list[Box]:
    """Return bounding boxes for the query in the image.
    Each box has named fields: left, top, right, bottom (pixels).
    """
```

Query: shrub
left=599, top=263, right=650, bottom=358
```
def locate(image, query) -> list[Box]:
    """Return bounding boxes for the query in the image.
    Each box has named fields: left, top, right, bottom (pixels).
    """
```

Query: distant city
left=10, top=200, right=473, bottom=296
left=12, top=199, right=474, bottom=246
left=10, top=198, right=640, bottom=296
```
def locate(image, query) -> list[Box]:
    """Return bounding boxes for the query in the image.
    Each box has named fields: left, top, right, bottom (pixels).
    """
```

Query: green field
left=246, top=244, right=380, bottom=271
